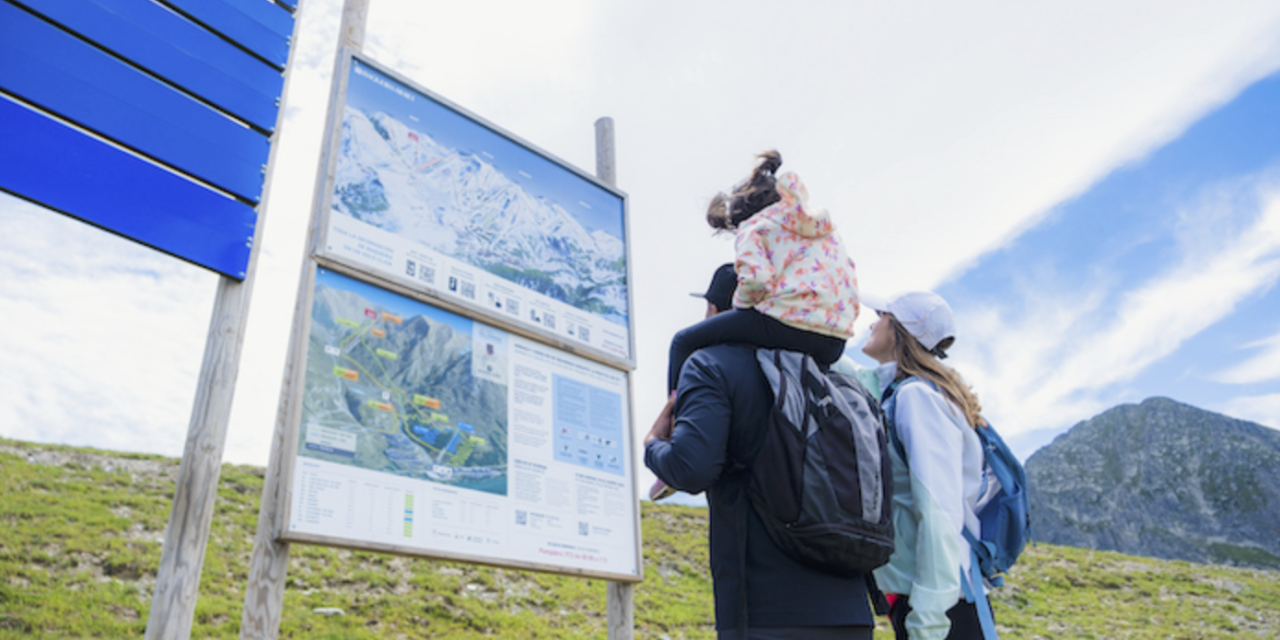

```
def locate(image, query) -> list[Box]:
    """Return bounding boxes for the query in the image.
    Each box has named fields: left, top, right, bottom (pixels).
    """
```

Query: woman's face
left=861, top=312, right=897, bottom=364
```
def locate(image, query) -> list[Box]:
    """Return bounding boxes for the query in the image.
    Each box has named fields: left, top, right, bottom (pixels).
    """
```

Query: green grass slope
left=2, top=437, right=1277, bottom=639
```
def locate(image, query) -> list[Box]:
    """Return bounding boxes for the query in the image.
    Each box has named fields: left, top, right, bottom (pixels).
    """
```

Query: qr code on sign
left=544, top=313, right=556, bottom=330
left=578, top=521, right=589, bottom=536
left=578, top=327, right=590, bottom=342
left=507, top=298, right=519, bottom=315
left=515, top=510, right=527, bottom=525
left=419, top=265, right=435, bottom=284
left=460, top=281, right=476, bottom=299
left=405, top=259, right=417, bottom=277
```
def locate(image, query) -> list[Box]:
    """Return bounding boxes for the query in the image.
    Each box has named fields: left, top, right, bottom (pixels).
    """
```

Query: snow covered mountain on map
left=333, top=108, right=628, bottom=326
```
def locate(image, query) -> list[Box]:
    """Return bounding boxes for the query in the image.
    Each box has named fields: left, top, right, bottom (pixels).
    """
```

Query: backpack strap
left=962, top=529, right=1003, bottom=587
left=733, top=348, right=795, bottom=636
left=961, top=547, right=1000, bottom=639
left=880, top=376, right=926, bottom=468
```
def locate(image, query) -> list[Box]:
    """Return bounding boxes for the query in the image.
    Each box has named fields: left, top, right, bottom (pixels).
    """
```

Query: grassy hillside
left=2, top=437, right=1277, bottom=639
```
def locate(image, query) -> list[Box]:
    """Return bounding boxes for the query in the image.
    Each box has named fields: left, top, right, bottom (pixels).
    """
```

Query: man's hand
left=644, top=391, right=677, bottom=445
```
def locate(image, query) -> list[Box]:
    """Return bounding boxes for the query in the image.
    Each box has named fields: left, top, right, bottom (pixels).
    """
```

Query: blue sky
left=849, top=70, right=1280, bottom=458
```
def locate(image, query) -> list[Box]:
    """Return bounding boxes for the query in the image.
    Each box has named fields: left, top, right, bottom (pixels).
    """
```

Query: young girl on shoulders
left=665, top=150, right=860, bottom=391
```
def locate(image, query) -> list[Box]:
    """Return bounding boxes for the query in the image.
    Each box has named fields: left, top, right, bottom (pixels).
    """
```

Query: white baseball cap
left=861, top=291, right=956, bottom=355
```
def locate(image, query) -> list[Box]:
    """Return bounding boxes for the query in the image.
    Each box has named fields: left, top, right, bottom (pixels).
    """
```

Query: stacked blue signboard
left=0, top=0, right=299, bottom=279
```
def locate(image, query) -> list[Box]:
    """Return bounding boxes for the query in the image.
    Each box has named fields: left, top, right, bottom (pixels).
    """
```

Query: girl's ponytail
left=707, top=150, right=783, bottom=232
left=755, top=150, right=782, bottom=177
left=706, top=192, right=734, bottom=231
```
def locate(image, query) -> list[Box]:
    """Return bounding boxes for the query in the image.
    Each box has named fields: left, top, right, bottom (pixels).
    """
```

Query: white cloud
left=0, top=197, right=216, bottom=456
left=1215, top=331, right=1280, bottom=384
left=1216, top=393, right=1280, bottom=429
left=958, top=180, right=1280, bottom=437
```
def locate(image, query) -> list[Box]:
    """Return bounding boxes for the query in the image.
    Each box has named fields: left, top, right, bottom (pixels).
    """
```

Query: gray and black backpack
left=749, top=349, right=895, bottom=577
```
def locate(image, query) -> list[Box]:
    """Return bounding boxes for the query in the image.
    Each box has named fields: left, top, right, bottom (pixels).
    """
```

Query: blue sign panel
left=0, top=0, right=298, bottom=280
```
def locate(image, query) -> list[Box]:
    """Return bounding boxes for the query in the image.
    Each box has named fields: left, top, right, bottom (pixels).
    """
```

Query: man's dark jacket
left=645, top=344, right=874, bottom=632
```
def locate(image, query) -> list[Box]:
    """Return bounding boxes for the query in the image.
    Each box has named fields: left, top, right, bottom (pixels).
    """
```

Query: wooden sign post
left=596, top=116, right=635, bottom=640
left=240, top=2, right=370, bottom=638
left=145, top=4, right=307, bottom=635
left=240, top=4, right=641, bottom=638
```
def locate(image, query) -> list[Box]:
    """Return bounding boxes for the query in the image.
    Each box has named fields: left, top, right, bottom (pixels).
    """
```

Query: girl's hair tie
left=722, top=192, right=736, bottom=214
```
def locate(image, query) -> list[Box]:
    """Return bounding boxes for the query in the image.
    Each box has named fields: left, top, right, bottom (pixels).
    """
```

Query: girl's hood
left=770, top=172, right=833, bottom=239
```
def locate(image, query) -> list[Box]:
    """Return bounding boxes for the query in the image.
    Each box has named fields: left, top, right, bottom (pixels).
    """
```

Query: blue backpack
left=882, top=377, right=1031, bottom=638
left=964, top=419, right=1030, bottom=587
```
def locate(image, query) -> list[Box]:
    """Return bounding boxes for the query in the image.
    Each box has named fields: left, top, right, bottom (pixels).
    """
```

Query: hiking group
left=644, top=151, right=1029, bottom=640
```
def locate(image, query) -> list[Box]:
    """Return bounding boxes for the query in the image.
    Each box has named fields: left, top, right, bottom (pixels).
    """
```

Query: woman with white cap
left=860, top=291, right=993, bottom=640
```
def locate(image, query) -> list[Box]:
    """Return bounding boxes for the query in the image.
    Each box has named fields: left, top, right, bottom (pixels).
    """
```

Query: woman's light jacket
left=871, top=361, right=988, bottom=640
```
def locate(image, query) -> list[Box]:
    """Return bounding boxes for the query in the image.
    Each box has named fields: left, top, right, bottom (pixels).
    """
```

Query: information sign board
left=281, top=268, right=640, bottom=580
left=319, top=54, right=633, bottom=364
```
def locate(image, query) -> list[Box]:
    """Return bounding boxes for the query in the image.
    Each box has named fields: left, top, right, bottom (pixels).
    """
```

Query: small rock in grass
left=313, top=607, right=345, bottom=617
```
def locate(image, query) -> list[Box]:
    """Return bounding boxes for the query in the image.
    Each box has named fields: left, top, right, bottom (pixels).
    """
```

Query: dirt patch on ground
left=1, top=442, right=179, bottom=484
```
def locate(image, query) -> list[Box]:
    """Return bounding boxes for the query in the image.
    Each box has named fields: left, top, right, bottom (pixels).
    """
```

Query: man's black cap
left=691, top=263, right=737, bottom=312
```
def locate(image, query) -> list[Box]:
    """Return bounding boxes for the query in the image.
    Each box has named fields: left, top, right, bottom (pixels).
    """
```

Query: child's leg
left=667, top=309, right=772, bottom=391
left=667, top=309, right=848, bottom=391
left=754, top=312, right=848, bottom=366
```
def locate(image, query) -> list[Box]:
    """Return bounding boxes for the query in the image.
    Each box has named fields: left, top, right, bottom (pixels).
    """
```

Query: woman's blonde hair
left=886, top=314, right=984, bottom=428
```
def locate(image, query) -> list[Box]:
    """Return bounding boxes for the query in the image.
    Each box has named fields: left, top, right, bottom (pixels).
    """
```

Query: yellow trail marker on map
left=337, top=318, right=360, bottom=329
left=449, top=436, right=486, bottom=465
left=365, top=400, right=395, bottom=412
left=376, top=348, right=398, bottom=360
left=430, top=412, right=449, bottom=423
left=333, top=366, right=359, bottom=381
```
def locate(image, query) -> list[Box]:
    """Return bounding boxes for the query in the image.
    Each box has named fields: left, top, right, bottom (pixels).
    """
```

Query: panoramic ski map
left=324, top=59, right=632, bottom=363
left=333, top=107, right=627, bottom=326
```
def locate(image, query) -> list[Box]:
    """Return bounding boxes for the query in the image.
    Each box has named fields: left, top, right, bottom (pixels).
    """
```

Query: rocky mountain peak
left=1026, top=396, right=1280, bottom=569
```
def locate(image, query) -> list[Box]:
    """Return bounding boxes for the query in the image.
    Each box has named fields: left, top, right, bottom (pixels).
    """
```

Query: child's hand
left=643, top=391, right=678, bottom=445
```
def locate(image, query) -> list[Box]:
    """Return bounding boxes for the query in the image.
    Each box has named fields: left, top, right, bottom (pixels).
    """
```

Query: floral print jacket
left=733, top=172, right=860, bottom=338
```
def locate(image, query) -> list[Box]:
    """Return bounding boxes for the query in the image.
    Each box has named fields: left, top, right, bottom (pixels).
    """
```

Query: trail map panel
left=323, top=55, right=631, bottom=362
left=288, top=269, right=638, bottom=577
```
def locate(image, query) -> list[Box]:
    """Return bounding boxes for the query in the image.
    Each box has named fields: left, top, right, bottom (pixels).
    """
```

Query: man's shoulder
left=681, top=345, right=771, bottom=396
left=686, top=343, right=762, bottom=371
